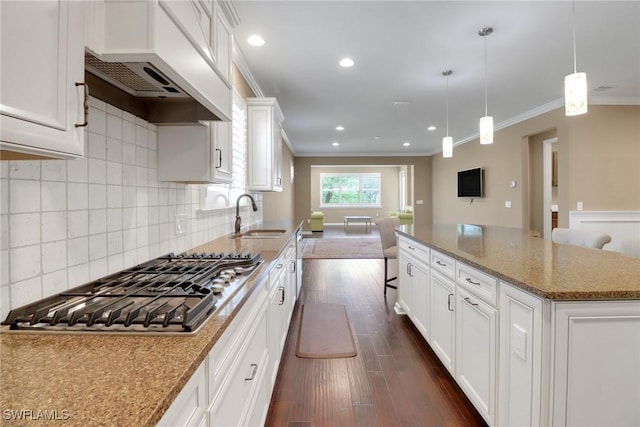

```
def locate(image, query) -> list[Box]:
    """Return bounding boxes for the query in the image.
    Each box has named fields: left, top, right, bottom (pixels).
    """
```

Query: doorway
left=543, top=137, right=558, bottom=239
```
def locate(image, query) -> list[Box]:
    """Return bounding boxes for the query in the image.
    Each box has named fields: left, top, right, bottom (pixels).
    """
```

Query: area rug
left=300, top=238, right=383, bottom=259
left=296, top=303, right=357, bottom=359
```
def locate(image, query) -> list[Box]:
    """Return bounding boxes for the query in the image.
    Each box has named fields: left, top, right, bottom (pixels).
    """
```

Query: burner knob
left=212, top=278, right=225, bottom=286
left=223, top=269, right=236, bottom=277
left=234, top=267, right=245, bottom=274
left=220, top=274, right=232, bottom=282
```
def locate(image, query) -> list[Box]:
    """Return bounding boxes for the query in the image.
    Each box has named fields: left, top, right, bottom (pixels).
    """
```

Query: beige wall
left=294, top=156, right=431, bottom=231
left=232, top=63, right=256, bottom=99
left=432, top=105, right=639, bottom=229
left=308, top=165, right=399, bottom=224
left=262, top=143, right=296, bottom=223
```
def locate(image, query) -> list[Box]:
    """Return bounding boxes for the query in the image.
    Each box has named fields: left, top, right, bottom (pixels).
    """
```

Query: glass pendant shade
left=479, top=115, right=494, bottom=144
left=442, top=136, right=453, bottom=158
left=565, top=72, right=588, bottom=116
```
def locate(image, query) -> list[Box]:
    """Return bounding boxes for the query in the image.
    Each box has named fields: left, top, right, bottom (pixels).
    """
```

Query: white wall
left=0, top=97, right=262, bottom=320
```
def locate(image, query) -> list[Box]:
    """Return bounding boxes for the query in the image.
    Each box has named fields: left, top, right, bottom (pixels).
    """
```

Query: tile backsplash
left=0, top=97, right=261, bottom=320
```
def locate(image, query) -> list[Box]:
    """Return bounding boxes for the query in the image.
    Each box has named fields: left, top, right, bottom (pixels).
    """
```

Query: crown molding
left=232, top=41, right=264, bottom=98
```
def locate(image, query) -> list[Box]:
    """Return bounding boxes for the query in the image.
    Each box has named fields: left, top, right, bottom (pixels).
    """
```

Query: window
left=320, top=173, right=381, bottom=208
left=204, top=91, right=247, bottom=209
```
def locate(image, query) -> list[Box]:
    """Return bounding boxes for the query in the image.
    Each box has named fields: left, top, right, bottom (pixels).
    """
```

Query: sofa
left=389, top=206, right=413, bottom=225
left=310, top=211, right=324, bottom=232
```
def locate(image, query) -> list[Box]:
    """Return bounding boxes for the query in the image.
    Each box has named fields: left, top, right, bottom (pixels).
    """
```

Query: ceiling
left=232, top=1, right=640, bottom=157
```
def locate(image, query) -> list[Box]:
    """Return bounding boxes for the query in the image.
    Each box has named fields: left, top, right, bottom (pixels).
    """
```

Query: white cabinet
left=208, top=283, right=269, bottom=427
left=268, top=260, right=288, bottom=388
left=0, top=0, right=85, bottom=158
left=397, top=237, right=430, bottom=339
left=157, top=121, right=232, bottom=183
left=247, top=98, right=284, bottom=192
left=157, top=361, right=207, bottom=427
left=455, top=286, right=497, bottom=426
left=429, top=270, right=456, bottom=375
left=551, top=301, right=640, bottom=427
left=498, top=281, right=545, bottom=427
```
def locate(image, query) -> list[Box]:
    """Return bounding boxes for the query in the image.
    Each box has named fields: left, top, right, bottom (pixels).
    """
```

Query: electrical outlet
left=577, top=201, right=583, bottom=211
left=505, top=200, right=512, bottom=208
left=175, top=214, right=189, bottom=235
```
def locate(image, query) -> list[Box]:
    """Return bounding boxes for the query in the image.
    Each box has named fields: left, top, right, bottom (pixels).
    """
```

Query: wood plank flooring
left=265, top=258, right=487, bottom=427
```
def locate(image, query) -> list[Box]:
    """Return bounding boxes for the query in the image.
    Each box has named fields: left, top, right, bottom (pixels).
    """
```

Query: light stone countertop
left=397, top=224, right=640, bottom=300
left=0, top=221, right=301, bottom=427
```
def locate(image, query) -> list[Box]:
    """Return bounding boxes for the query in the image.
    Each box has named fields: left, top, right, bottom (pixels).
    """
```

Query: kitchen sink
left=232, top=229, right=287, bottom=239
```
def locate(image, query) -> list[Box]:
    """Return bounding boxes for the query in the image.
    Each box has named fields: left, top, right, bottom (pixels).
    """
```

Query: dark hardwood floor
left=265, top=257, right=487, bottom=427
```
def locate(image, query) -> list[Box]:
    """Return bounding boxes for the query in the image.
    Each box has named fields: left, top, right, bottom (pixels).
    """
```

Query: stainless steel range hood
left=85, top=52, right=221, bottom=124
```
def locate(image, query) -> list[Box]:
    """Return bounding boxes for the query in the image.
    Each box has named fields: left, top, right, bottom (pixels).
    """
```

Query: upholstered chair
left=551, top=228, right=612, bottom=249
left=374, top=216, right=400, bottom=296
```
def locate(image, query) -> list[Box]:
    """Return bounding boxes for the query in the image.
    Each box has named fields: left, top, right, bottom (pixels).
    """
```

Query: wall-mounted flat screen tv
left=457, top=167, right=483, bottom=197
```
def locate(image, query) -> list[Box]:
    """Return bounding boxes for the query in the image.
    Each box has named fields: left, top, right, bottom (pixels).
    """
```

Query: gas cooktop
left=1, top=252, right=262, bottom=334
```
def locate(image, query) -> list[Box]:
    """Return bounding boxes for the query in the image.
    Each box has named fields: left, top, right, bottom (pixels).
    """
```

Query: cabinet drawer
left=399, top=237, right=430, bottom=260
left=209, top=305, right=269, bottom=426
left=431, top=249, right=456, bottom=279
left=456, top=262, right=497, bottom=307
left=208, top=282, right=267, bottom=402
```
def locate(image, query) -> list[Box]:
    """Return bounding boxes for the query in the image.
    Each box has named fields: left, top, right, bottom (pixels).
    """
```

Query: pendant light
left=479, top=27, right=493, bottom=145
left=442, top=70, right=453, bottom=158
left=565, top=0, right=588, bottom=116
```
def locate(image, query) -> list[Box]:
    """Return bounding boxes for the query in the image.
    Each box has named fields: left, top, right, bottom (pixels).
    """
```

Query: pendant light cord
left=572, top=0, right=577, bottom=73
left=484, top=33, right=489, bottom=117
left=446, top=73, right=450, bottom=136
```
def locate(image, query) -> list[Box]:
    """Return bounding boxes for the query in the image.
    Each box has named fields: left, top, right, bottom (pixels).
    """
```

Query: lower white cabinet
left=498, top=281, right=545, bottom=427
left=455, top=286, right=497, bottom=426
left=551, top=300, right=640, bottom=427
left=157, top=362, right=207, bottom=427
left=397, top=237, right=431, bottom=340
left=268, top=261, right=288, bottom=387
left=429, top=270, right=456, bottom=375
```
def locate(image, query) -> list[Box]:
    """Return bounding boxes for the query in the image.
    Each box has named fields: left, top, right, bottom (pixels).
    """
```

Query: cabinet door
left=429, top=270, right=456, bottom=375
left=411, top=258, right=430, bottom=340
left=212, top=121, right=233, bottom=183
left=247, top=104, right=274, bottom=191
left=267, top=269, right=287, bottom=388
left=157, top=361, right=207, bottom=427
left=0, top=0, right=85, bottom=158
left=273, top=123, right=283, bottom=191
left=498, top=282, right=544, bottom=427
left=214, top=4, right=232, bottom=83
left=456, top=287, right=497, bottom=426
left=552, top=301, right=640, bottom=427
left=209, top=304, right=269, bottom=427
left=397, top=249, right=413, bottom=316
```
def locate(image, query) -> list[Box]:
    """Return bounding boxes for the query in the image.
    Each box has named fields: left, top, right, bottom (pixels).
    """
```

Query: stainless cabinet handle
left=215, top=148, right=222, bottom=168
left=436, top=260, right=447, bottom=267
left=447, top=293, right=454, bottom=311
left=74, top=82, right=89, bottom=128
left=276, top=263, right=283, bottom=269
left=465, top=277, right=481, bottom=286
left=464, top=297, right=479, bottom=307
left=278, top=286, right=285, bottom=305
left=244, top=363, right=258, bottom=381
left=290, top=261, right=296, bottom=273
left=408, top=245, right=415, bottom=250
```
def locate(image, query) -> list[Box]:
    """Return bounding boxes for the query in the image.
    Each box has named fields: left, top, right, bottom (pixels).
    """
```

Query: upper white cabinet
left=85, top=0, right=235, bottom=122
left=157, top=121, right=232, bottom=184
left=0, top=0, right=86, bottom=158
left=247, top=98, right=284, bottom=192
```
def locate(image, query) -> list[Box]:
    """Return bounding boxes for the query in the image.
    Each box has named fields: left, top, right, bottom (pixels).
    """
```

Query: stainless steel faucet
left=235, top=193, right=258, bottom=234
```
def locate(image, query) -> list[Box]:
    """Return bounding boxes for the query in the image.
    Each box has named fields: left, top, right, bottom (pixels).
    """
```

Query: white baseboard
left=569, top=210, right=640, bottom=252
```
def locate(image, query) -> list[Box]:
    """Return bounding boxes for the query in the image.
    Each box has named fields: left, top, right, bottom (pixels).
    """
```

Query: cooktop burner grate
left=2, top=252, right=262, bottom=334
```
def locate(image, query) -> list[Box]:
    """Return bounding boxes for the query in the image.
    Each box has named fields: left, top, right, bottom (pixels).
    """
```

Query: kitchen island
left=0, top=221, right=301, bottom=426
left=395, top=224, right=640, bottom=427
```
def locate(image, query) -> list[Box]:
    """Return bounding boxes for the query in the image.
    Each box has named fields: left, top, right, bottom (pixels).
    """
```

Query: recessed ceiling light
left=247, top=35, right=265, bottom=47
left=403, top=142, right=410, bottom=147
left=336, top=126, right=344, bottom=131
left=332, top=142, right=340, bottom=146
left=373, top=136, right=380, bottom=140
left=427, top=126, right=437, bottom=131
left=339, top=58, right=355, bottom=68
